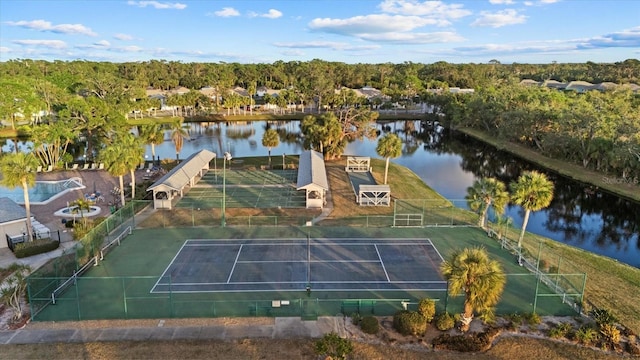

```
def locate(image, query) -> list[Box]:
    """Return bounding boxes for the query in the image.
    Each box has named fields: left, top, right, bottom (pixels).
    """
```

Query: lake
left=3, top=120, right=639, bottom=267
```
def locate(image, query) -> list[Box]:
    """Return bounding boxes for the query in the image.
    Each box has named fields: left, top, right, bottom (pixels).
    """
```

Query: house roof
left=296, top=150, right=329, bottom=191
left=0, top=197, right=27, bottom=224
left=147, top=149, right=216, bottom=192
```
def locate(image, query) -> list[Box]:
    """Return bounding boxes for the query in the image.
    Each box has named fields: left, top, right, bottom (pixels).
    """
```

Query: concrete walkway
left=0, top=317, right=347, bottom=344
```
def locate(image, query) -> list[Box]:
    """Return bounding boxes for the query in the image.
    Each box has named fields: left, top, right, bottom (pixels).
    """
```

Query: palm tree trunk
left=22, top=182, right=34, bottom=241
left=518, top=209, right=531, bottom=248
left=119, top=176, right=126, bottom=207
left=461, top=297, right=474, bottom=332
left=130, top=169, right=136, bottom=199
left=384, top=157, right=390, bottom=184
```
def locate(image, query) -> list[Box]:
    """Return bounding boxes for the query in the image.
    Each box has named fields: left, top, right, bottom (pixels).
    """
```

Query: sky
left=0, top=0, right=638, bottom=64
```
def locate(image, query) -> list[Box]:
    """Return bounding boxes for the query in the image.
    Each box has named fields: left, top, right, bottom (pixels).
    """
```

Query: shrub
left=524, top=312, right=541, bottom=327
left=417, top=298, right=436, bottom=323
left=360, top=316, right=379, bottom=334
left=574, top=325, right=598, bottom=346
left=14, top=239, right=60, bottom=258
left=507, top=313, right=524, bottom=326
left=432, top=328, right=499, bottom=352
left=314, top=332, right=353, bottom=360
left=590, top=308, right=618, bottom=326
left=435, top=312, right=455, bottom=331
left=350, top=312, right=362, bottom=326
left=599, top=323, right=621, bottom=345
left=548, top=322, right=573, bottom=339
left=393, top=310, right=427, bottom=336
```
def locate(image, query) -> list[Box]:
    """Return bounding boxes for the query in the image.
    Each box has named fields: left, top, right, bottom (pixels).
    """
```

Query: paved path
left=0, top=317, right=347, bottom=344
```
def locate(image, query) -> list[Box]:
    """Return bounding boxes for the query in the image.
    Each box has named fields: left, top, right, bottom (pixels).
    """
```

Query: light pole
left=222, top=151, right=232, bottom=227
left=282, top=153, right=285, bottom=170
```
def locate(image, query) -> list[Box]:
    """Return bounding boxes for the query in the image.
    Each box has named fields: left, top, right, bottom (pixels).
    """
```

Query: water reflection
left=2, top=120, right=638, bottom=267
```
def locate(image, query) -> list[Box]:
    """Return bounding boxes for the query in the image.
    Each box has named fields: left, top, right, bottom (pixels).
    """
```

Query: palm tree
left=0, top=153, right=39, bottom=241
left=100, top=134, right=141, bottom=207
left=440, top=247, right=506, bottom=332
left=169, top=119, right=189, bottom=162
left=139, top=123, right=165, bottom=165
left=376, top=133, right=402, bottom=184
left=69, top=197, right=92, bottom=227
left=465, top=178, right=510, bottom=229
left=261, top=128, right=279, bottom=168
left=510, top=171, right=555, bottom=255
left=120, top=134, right=144, bottom=199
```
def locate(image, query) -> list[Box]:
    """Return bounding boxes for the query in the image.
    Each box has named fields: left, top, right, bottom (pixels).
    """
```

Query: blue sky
left=1, top=0, right=638, bottom=64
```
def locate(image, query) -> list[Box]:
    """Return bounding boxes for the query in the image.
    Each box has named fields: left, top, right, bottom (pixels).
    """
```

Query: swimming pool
left=0, top=178, right=85, bottom=205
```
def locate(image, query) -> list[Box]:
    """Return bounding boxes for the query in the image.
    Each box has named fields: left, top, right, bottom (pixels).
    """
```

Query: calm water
left=3, top=120, right=639, bottom=267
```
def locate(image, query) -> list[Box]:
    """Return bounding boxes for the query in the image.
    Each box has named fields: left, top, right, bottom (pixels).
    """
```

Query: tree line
left=1, top=58, right=639, bottom=180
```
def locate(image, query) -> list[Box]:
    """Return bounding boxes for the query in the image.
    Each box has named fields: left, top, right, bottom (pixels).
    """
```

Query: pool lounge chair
left=70, top=163, right=79, bottom=170
left=36, top=165, right=43, bottom=172
left=98, top=163, right=104, bottom=170
left=90, top=163, right=97, bottom=170
left=138, top=163, right=145, bottom=170
left=45, top=165, right=53, bottom=172
left=81, top=163, right=90, bottom=170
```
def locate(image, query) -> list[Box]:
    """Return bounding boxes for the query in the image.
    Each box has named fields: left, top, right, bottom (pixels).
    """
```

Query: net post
left=93, top=255, right=98, bottom=267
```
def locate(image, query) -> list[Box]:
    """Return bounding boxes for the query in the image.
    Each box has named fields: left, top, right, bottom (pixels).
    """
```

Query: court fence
left=485, top=223, right=587, bottom=315
left=137, top=199, right=474, bottom=228
left=26, top=200, right=149, bottom=319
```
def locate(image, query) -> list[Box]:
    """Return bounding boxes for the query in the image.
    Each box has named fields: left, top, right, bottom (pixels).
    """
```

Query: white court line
left=151, top=240, right=190, bottom=292
left=374, top=244, right=391, bottom=282
left=428, top=240, right=446, bottom=262
left=227, top=244, right=243, bottom=284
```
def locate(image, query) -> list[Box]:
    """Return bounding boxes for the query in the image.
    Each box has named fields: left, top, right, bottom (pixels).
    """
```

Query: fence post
left=533, top=272, right=541, bottom=314
left=579, top=273, right=587, bottom=314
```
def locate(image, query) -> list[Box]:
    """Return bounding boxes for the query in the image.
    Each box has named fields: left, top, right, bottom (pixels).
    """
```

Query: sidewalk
left=0, top=317, right=347, bottom=344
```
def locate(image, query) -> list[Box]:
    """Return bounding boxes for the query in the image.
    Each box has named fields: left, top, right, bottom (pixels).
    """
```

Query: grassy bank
left=459, top=127, right=640, bottom=203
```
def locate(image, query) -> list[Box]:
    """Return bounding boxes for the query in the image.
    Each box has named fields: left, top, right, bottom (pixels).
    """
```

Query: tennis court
left=152, top=238, right=446, bottom=293
left=177, top=169, right=306, bottom=209
left=29, top=226, right=577, bottom=321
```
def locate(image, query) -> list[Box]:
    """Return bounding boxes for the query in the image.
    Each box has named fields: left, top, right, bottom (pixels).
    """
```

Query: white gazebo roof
left=147, top=149, right=216, bottom=192
left=296, top=150, right=328, bottom=191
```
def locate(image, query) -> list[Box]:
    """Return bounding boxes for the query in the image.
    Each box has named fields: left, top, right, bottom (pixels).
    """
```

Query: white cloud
left=310, top=14, right=445, bottom=34
left=360, top=31, right=465, bottom=44
left=94, top=40, right=111, bottom=47
left=126, top=1, right=186, bottom=10
left=6, top=20, right=97, bottom=36
left=377, top=0, right=471, bottom=19
left=0, top=46, right=11, bottom=54
left=489, top=0, right=515, bottom=4
left=471, top=9, right=527, bottom=28
left=213, top=7, right=240, bottom=17
left=249, top=9, right=283, bottom=19
left=114, top=45, right=144, bottom=53
left=114, top=33, right=134, bottom=41
left=12, top=39, right=67, bottom=49
left=273, top=41, right=380, bottom=51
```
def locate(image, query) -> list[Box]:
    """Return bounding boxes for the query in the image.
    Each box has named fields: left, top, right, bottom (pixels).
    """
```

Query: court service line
left=374, top=244, right=391, bottom=282
left=227, top=244, right=243, bottom=284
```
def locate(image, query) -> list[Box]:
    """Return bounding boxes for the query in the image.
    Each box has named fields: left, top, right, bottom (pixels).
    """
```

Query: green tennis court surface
left=152, top=238, right=446, bottom=293
left=177, top=169, right=306, bottom=209
left=30, top=227, right=577, bottom=321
